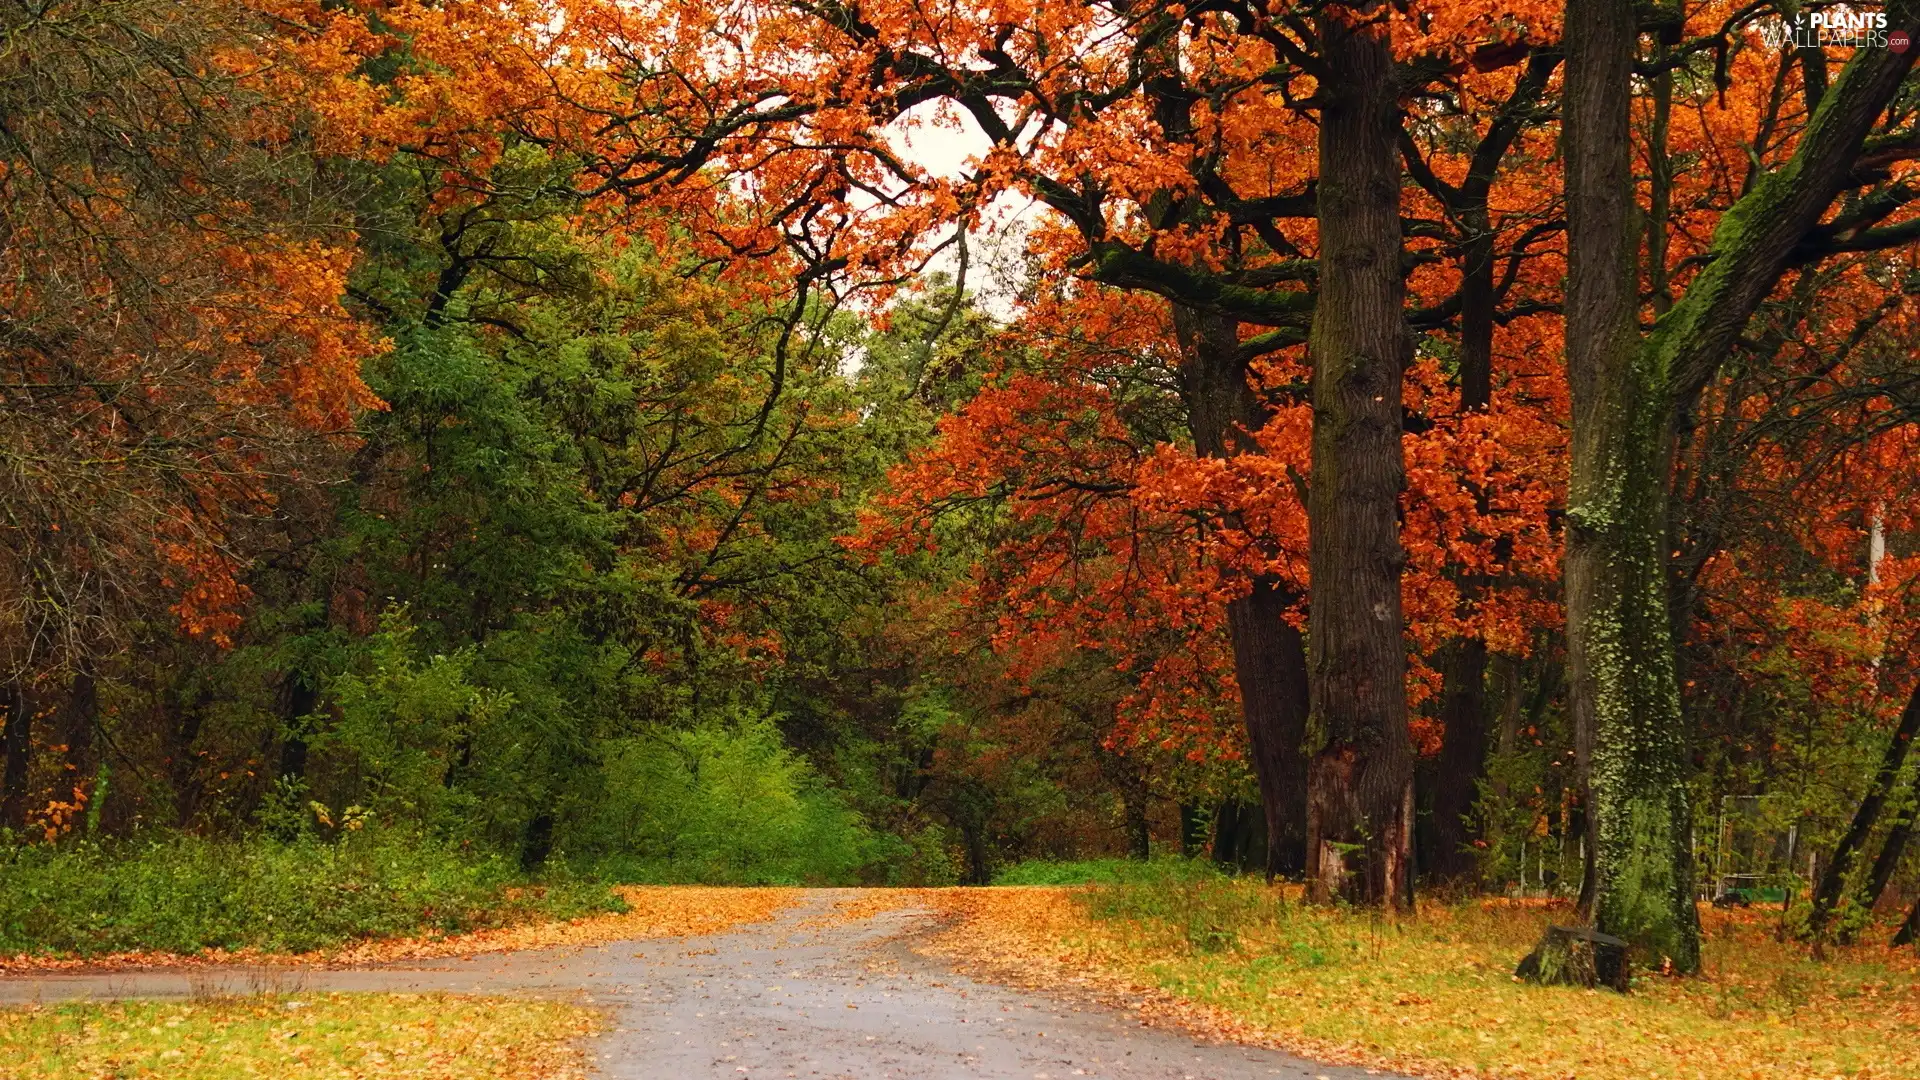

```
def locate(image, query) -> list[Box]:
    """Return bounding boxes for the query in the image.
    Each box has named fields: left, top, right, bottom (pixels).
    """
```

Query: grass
left=939, top=868, right=1920, bottom=1079
left=0, top=993, right=597, bottom=1079
left=0, top=832, right=623, bottom=960
left=991, top=857, right=1195, bottom=886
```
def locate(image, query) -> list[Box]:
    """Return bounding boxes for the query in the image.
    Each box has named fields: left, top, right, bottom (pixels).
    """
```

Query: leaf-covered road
left=0, top=891, right=1403, bottom=1080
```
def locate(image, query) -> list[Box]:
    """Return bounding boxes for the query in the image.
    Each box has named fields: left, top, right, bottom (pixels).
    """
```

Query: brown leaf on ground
left=919, top=885, right=1920, bottom=1080
left=0, top=992, right=598, bottom=1079
left=917, top=887, right=1485, bottom=1080
left=792, top=888, right=920, bottom=930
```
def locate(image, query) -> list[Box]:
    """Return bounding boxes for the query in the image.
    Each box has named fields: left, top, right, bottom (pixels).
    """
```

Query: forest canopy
left=2, top=0, right=1920, bottom=967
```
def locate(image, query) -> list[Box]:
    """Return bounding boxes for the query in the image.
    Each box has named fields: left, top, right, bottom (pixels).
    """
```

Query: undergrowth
left=0, top=831, right=622, bottom=958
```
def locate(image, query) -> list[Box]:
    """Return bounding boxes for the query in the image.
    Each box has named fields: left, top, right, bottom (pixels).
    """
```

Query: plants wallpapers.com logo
left=1758, top=8, right=1911, bottom=51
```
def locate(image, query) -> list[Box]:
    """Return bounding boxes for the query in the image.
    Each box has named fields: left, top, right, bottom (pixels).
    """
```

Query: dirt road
left=0, top=891, right=1405, bottom=1080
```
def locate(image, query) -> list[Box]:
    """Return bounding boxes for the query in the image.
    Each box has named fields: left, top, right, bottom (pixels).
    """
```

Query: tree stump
left=1515, top=924, right=1631, bottom=992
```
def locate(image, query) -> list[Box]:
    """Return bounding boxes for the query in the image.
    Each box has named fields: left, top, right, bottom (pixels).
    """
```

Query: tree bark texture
left=1562, top=0, right=1702, bottom=970
left=1174, top=307, right=1310, bottom=877
left=1303, top=6, right=1414, bottom=908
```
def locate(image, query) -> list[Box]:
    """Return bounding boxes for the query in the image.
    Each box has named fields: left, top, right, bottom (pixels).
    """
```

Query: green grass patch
left=0, top=993, right=596, bottom=1079
left=0, top=832, right=623, bottom=959
left=991, top=857, right=1213, bottom=886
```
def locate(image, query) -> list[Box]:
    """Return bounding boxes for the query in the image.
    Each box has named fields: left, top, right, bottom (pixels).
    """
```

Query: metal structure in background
left=1710, top=794, right=1808, bottom=905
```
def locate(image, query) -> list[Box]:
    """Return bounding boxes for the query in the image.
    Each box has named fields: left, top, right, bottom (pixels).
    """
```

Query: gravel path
left=0, top=891, right=1408, bottom=1080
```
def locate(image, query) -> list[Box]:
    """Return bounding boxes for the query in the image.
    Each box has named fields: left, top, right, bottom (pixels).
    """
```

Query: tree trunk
left=1174, top=307, right=1310, bottom=877
left=1810, top=680, right=1920, bottom=941
left=1179, top=803, right=1207, bottom=857
left=54, top=666, right=98, bottom=810
left=1303, top=5, right=1414, bottom=909
left=1429, top=637, right=1489, bottom=881
left=1896, top=895, right=1919, bottom=948
left=1124, top=787, right=1151, bottom=861
left=1562, top=0, right=1702, bottom=970
left=1420, top=130, right=1505, bottom=883
left=961, top=819, right=990, bottom=886
left=1, top=681, right=31, bottom=832
left=278, top=672, right=318, bottom=784
left=519, top=811, right=556, bottom=873
left=1852, top=759, right=1920, bottom=934
left=1210, top=798, right=1241, bottom=868
left=1425, top=179, right=1499, bottom=884
left=167, top=687, right=208, bottom=830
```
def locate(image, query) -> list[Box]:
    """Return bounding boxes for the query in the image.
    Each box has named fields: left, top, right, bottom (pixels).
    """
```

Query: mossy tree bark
left=1562, top=0, right=1700, bottom=971
left=1562, top=0, right=1916, bottom=971
left=1174, top=308, right=1312, bottom=879
left=1303, top=4, right=1414, bottom=908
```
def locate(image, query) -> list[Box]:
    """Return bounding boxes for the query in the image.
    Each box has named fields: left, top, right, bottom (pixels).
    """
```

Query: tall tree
left=1561, top=0, right=1919, bottom=969
left=1301, top=2, right=1413, bottom=906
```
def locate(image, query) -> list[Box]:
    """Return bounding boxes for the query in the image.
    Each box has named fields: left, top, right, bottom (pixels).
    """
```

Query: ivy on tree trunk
left=1561, top=0, right=1916, bottom=971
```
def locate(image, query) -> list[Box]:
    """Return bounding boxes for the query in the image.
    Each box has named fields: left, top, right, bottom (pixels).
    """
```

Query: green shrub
left=0, top=830, right=620, bottom=958
left=568, top=713, right=888, bottom=885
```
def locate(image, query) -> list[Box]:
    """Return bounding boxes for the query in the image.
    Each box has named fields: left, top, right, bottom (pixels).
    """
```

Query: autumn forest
left=5, top=0, right=1920, bottom=1045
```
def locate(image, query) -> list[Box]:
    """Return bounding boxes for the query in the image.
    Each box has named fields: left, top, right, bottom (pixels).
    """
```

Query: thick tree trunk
left=1302, top=6, right=1413, bottom=908
left=1897, top=895, right=1919, bottom=948
left=1562, top=0, right=1701, bottom=970
left=1810, top=680, right=1920, bottom=941
left=1174, top=307, right=1311, bottom=877
left=1, top=681, right=31, bottom=832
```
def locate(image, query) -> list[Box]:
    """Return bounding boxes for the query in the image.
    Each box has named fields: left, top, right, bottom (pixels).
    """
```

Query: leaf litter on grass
left=917, top=884, right=1920, bottom=1080
left=0, top=992, right=597, bottom=1080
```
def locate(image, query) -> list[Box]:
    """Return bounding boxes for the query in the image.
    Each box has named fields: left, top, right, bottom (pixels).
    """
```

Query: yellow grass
left=0, top=993, right=596, bottom=1080
left=924, top=884, right=1920, bottom=1080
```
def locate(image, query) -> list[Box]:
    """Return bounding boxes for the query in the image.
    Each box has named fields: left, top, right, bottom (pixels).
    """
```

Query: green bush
left=0, top=831, right=621, bottom=958
left=568, top=713, right=889, bottom=885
